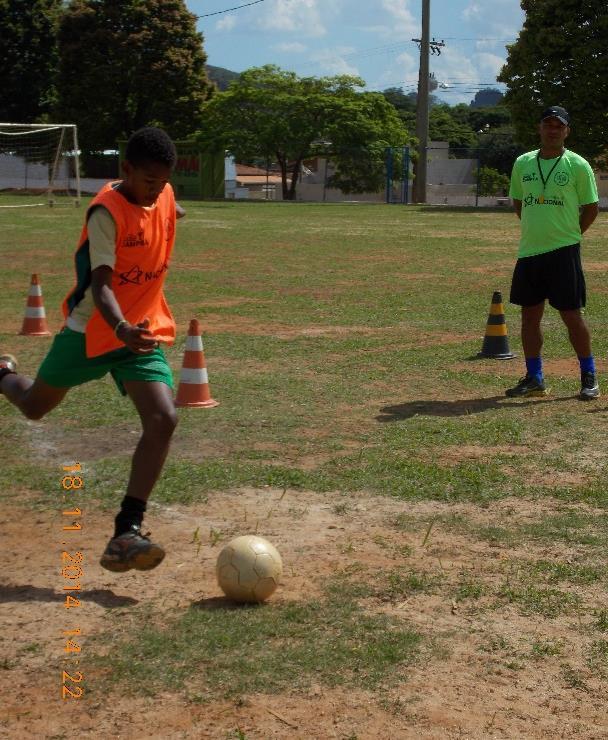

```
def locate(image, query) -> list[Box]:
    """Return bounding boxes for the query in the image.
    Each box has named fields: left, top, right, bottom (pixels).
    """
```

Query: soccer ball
left=216, top=535, right=282, bottom=603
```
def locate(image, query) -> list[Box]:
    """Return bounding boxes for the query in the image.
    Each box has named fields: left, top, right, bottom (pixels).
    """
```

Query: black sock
left=114, top=496, right=147, bottom=538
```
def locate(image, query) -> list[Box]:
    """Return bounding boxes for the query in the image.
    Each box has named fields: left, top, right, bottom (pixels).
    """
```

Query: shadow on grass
left=377, top=394, right=581, bottom=421
left=0, top=583, right=138, bottom=607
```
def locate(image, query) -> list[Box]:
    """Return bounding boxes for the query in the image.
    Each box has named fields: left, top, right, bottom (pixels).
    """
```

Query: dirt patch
left=1, top=487, right=607, bottom=739
left=191, top=314, right=480, bottom=344
left=195, top=298, right=268, bottom=309
left=429, top=443, right=530, bottom=465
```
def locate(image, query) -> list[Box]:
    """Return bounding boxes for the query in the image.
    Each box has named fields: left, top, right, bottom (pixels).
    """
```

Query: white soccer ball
left=216, top=535, right=283, bottom=603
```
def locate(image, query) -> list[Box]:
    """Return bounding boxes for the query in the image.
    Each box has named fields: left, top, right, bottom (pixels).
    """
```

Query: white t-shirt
left=66, top=206, right=117, bottom=332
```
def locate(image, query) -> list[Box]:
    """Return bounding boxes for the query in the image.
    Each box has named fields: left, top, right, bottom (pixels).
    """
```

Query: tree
left=498, top=0, right=608, bottom=163
left=199, top=66, right=411, bottom=200
left=449, top=103, right=511, bottom=134
left=477, top=127, right=525, bottom=175
left=470, top=89, right=504, bottom=108
left=381, top=87, right=440, bottom=116
left=0, top=0, right=63, bottom=122
left=56, top=0, right=213, bottom=152
left=429, top=106, right=477, bottom=151
left=327, top=94, right=411, bottom=195
left=472, top=166, right=510, bottom=196
left=381, top=87, right=417, bottom=114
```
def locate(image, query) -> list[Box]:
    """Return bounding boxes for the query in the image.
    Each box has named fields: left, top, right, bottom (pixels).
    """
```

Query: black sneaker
left=505, top=374, right=548, bottom=398
left=580, top=371, right=600, bottom=401
left=100, top=524, right=165, bottom=572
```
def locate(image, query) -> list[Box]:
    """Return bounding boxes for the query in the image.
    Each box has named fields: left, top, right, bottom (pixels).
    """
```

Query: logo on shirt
left=554, top=171, right=569, bottom=186
left=123, top=230, right=149, bottom=248
left=118, top=265, right=144, bottom=285
left=118, top=263, right=168, bottom=286
left=144, top=262, right=168, bottom=282
left=523, top=193, right=565, bottom=208
left=522, top=172, right=539, bottom=182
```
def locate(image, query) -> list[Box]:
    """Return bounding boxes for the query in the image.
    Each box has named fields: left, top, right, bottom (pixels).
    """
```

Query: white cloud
left=436, top=49, right=477, bottom=84
left=462, top=2, right=482, bottom=21
left=475, top=52, right=505, bottom=78
left=274, top=41, right=307, bottom=53
left=380, top=0, right=418, bottom=38
left=462, top=0, right=522, bottom=41
left=432, top=46, right=481, bottom=104
left=359, top=25, right=393, bottom=36
left=396, top=50, right=418, bottom=73
left=367, top=51, right=418, bottom=92
left=257, top=0, right=326, bottom=37
left=310, top=47, right=359, bottom=76
left=475, top=38, right=502, bottom=52
left=216, top=16, right=236, bottom=32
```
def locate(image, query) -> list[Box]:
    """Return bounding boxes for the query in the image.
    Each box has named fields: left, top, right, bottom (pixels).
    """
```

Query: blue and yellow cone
left=478, top=291, right=515, bottom=360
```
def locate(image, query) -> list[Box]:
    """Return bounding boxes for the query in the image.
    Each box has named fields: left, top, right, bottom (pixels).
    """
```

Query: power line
left=440, top=36, right=515, bottom=42
left=292, top=36, right=518, bottom=73
left=370, top=80, right=504, bottom=91
left=295, top=42, right=411, bottom=70
left=197, top=0, right=266, bottom=19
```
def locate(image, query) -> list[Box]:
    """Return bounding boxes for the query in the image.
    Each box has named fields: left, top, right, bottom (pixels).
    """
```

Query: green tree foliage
left=199, top=66, right=411, bottom=200
left=473, top=166, right=510, bottom=196
left=381, top=87, right=417, bottom=114
left=0, top=0, right=63, bottom=122
left=380, top=87, right=523, bottom=174
left=447, top=103, right=520, bottom=173
left=380, top=87, right=440, bottom=132
left=470, top=88, right=504, bottom=108
left=56, top=0, right=212, bottom=151
left=498, top=0, right=608, bottom=163
left=327, top=94, right=411, bottom=195
left=429, top=106, right=477, bottom=150
left=449, top=103, right=511, bottom=133
left=477, top=128, right=525, bottom=175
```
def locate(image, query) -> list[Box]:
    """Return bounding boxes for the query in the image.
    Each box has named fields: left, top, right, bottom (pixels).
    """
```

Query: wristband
left=114, top=319, right=129, bottom=338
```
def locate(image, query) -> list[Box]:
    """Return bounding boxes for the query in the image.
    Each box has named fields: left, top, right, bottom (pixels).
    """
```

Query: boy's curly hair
left=125, top=127, right=177, bottom=168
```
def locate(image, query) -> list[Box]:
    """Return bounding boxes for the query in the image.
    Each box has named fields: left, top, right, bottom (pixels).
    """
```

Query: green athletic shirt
left=509, top=148, right=598, bottom=258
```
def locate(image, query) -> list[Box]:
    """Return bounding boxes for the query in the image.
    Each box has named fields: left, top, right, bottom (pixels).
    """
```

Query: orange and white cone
left=174, top=319, right=219, bottom=408
left=20, top=274, right=51, bottom=336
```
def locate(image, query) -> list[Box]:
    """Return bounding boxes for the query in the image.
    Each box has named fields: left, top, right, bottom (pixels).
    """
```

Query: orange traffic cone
left=20, top=274, right=51, bottom=336
left=174, top=319, right=219, bottom=408
left=478, top=290, right=515, bottom=359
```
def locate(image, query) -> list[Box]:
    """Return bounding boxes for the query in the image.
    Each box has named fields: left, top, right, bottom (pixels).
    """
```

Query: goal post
left=0, top=123, right=81, bottom=207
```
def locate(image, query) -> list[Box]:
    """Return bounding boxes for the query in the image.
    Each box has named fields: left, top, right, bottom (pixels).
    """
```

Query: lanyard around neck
left=536, top=151, right=564, bottom=191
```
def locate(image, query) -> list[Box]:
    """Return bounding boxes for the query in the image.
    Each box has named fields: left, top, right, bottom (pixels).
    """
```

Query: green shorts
left=38, top=327, right=174, bottom=396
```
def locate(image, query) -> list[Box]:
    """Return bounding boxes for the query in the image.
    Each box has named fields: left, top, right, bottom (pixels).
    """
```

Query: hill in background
left=206, top=64, right=240, bottom=91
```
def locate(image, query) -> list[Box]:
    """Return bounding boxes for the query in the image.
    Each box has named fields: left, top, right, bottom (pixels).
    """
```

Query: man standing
left=506, top=106, right=600, bottom=400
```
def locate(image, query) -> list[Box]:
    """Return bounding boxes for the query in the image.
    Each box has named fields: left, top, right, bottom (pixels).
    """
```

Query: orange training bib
left=62, top=182, right=177, bottom=358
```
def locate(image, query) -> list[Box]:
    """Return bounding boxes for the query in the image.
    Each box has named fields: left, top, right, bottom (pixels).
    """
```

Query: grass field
left=1, top=198, right=608, bottom=738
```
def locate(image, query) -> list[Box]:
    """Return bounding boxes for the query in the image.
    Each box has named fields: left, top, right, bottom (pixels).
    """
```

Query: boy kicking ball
left=0, top=127, right=185, bottom=573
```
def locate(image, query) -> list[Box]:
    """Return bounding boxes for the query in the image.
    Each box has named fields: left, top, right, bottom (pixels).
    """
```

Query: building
left=224, top=159, right=289, bottom=200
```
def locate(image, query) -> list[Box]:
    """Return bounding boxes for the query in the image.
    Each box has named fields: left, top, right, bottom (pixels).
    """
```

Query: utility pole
left=412, top=0, right=430, bottom=203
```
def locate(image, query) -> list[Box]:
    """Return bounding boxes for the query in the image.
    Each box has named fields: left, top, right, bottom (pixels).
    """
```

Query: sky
left=188, top=0, right=525, bottom=105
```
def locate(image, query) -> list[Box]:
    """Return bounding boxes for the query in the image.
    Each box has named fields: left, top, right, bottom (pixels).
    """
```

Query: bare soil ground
left=2, top=482, right=607, bottom=739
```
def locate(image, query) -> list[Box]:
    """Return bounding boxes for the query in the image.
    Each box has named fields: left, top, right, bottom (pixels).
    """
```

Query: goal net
left=0, top=123, right=81, bottom=207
